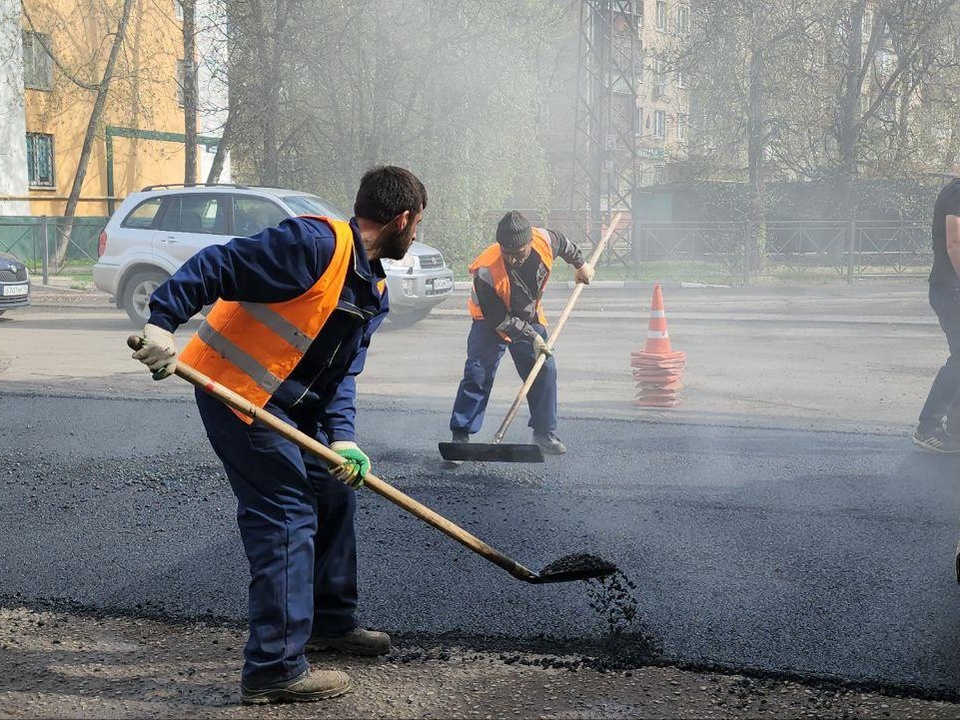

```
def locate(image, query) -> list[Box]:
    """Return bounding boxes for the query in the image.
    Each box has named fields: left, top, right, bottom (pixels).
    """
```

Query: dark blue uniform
left=148, top=217, right=387, bottom=686
left=450, top=229, right=584, bottom=436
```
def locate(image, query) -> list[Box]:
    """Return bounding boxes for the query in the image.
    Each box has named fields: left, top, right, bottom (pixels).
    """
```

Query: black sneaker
left=442, top=431, right=469, bottom=469
left=913, top=427, right=960, bottom=454
left=533, top=431, right=567, bottom=455
left=240, top=668, right=351, bottom=705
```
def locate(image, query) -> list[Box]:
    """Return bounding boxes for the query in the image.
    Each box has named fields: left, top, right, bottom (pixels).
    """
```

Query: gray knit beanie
left=496, top=211, right=532, bottom=250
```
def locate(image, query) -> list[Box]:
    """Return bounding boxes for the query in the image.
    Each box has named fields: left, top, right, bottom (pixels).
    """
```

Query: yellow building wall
left=23, top=0, right=198, bottom=217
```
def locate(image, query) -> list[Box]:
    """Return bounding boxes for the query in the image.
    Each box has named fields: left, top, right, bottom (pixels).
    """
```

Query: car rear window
left=121, top=198, right=163, bottom=229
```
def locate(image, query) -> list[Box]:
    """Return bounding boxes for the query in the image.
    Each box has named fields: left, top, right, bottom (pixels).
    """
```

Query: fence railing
left=0, top=213, right=931, bottom=286
left=0, top=216, right=107, bottom=283
left=634, top=220, right=931, bottom=283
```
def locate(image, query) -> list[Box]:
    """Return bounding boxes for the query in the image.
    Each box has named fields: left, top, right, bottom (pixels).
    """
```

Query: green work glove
left=330, top=441, right=370, bottom=489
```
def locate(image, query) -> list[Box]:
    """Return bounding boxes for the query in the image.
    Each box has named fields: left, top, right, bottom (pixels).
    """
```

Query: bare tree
left=182, top=0, right=198, bottom=185
left=56, top=0, right=135, bottom=270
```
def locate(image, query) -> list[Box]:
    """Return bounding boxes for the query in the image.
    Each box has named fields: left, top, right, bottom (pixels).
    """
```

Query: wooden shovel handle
left=126, top=336, right=538, bottom=582
left=492, top=212, right=623, bottom=444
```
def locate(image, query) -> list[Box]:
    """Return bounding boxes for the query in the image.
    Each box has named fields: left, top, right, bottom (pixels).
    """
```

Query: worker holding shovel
left=445, top=211, right=594, bottom=466
left=131, top=166, right=426, bottom=705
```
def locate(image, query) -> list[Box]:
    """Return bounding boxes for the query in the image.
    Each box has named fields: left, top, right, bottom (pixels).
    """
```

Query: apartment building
left=0, top=0, right=228, bottom=218
left=635, top=0, right=690, bottom=185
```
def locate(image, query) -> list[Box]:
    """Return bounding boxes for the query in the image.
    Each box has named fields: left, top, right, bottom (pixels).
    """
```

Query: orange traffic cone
left=632, top=284, right=686, bottom=408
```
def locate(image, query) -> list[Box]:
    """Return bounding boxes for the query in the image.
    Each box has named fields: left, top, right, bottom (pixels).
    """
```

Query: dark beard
left=379, top=223, right=416, bottom=261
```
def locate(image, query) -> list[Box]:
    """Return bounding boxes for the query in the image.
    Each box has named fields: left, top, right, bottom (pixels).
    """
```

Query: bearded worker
left=132, top=166, right=426, bottom=704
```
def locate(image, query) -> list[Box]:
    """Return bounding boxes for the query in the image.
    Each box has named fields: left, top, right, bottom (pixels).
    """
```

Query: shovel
left=439, top=212, right=623, bottom=464
left=127, top=336, right=616, bottom=585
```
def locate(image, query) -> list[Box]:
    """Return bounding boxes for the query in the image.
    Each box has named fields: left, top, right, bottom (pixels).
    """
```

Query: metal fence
left=0, top=213, right=931, bottom=286
left=0, top=216, right=107, bottom=283
left=634, top=220, right=931, bottom=283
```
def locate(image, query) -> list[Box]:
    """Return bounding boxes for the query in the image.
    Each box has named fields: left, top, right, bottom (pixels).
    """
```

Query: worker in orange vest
left=132, top=167, right=426, bottom=705
left=445, top=211, right=594, bottom=465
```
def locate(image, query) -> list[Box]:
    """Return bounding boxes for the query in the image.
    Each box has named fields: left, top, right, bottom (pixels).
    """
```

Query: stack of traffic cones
left=632, top=284, right=686, bottom=408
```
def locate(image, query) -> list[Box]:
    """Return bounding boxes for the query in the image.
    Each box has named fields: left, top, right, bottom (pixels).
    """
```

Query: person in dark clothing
left=915, top=177, right=960, bottom=453
left=131, top=166, right=426, bottom=704
left=445, top=210, right=594, bottom=465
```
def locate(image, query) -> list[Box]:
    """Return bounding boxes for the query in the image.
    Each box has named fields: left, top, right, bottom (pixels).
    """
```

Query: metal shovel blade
left=527, top=554, right=619, bottom=584
left=438, top=441, right=545, bottom=463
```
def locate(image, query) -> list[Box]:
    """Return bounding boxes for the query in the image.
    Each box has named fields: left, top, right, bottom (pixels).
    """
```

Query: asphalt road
left=3, top=281, right=960, bottom=696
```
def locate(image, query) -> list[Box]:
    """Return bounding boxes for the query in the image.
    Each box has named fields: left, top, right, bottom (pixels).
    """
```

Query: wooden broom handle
left=126, top=337, right=539, bottom=582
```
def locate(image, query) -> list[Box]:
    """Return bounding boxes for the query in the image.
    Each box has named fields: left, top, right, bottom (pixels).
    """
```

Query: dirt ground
left=1, top=606, right=959, bottom=719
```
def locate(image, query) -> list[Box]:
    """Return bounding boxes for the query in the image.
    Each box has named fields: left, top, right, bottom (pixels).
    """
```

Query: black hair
left=354, top=166, right=427, bottom=224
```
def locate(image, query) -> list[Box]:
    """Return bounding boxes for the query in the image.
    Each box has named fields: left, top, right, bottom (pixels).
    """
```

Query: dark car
left=0, top=252, right=30, bottom=317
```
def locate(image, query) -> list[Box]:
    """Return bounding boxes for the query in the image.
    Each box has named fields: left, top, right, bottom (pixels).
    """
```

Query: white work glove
left=574, top=263, right=596, bottom=285
left=132, top=323, right=178, bottom=380
left=533, top=334, right=553, bottom=358
left=330, top=441, right=370, bottom=490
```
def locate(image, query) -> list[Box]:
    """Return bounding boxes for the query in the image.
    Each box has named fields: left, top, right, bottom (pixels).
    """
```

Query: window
left=636, top=0, right=644, bottom=28
left=677, top=5, right=690, bottom=33
left=677, top=114, right=687, bottom=143
left=654, top=58, right=667, bottom=98
left=22, top=32, right=52, bottom=90
left=174, top=0, right=183, bottom=20
left=654, top=165, right=666, bottom=184
left=121, top=198, right=164, bottom=229
left=159, top=194, right=228, bottom=234
left=656, top=1, right=667, bottom=30
left=635, top=105, right=643, bottom=136
left=677, top=67, right=686, bottom=88
left=176, top=59, right=184, bottom=107
left=653, top=110, right=666, bottom=139
left=26, top=133, right=54, bottom=188
left=233, top=196, right=288, bottom=236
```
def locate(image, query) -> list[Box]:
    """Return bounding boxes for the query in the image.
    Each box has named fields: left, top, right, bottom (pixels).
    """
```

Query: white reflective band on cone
left=647, top=330, right=669, bottom=339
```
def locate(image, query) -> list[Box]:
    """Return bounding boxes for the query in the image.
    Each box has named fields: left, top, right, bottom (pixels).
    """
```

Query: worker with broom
left=445, top=211, right=595, bottom=465
left=130, top=166, right=426, bottom=705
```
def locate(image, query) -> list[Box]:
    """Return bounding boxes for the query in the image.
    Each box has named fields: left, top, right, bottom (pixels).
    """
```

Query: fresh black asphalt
left=3, top=392, right=960, bottom=694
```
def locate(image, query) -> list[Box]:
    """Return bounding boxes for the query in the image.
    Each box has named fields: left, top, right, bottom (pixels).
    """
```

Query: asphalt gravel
left=3, top=392, right=960, bottom=697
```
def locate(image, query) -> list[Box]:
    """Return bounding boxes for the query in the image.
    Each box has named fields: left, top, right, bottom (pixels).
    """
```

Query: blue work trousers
left=449, top=319, right=558, bottom=435
left=196, top=389, right=358, bottom=686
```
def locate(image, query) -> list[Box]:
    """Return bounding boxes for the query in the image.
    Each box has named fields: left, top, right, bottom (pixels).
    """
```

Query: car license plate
left=2, top=284, right=27, bottom=297
left=432, top=278, right=453, bottom=291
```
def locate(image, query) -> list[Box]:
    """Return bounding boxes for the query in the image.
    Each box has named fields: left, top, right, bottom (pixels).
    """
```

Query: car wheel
left=389, top=307, right=432, bottom=328
left=123, top=270, right=169, bottom=326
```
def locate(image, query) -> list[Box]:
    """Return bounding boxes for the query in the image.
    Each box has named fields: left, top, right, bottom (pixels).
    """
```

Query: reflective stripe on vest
left=179, top=216, right=354, bottom=422
left=467, top=227, right=554, bottom=327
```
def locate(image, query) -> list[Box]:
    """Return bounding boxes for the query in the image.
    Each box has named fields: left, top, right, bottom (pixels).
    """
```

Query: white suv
left=93, top=185, right=455, bottom=326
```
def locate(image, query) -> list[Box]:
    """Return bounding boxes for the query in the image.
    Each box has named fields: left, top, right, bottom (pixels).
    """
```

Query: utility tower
left=571, top=0, right=641, bottom=266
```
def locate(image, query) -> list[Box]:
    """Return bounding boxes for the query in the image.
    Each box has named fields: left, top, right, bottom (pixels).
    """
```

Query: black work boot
left=240, top=667, right=351, bottom=705
left=533, top=431, right=567, bottom=455
left=307, top=627, right=391, bottom=657
left=442, top=430, right=469, bottom=469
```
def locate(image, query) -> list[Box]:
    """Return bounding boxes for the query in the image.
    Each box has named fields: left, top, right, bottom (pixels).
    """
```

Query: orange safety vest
left=467, top=227, right=554, bottom=331
left=180, top=216, right=354, bottom=423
